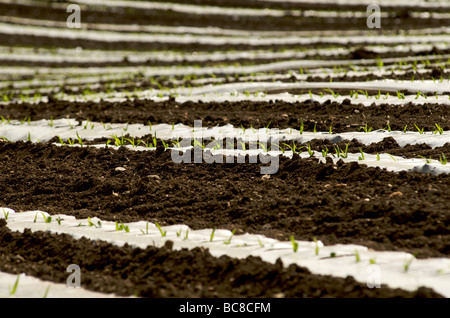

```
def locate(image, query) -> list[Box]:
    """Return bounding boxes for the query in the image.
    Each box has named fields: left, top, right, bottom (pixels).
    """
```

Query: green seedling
left=376, top=153, right=380, bottom=161
left=155, top=222, right=167, bottom=237
left=56, top=217, right=61, bottom=225
left=384, top=122, right=391, bottom=132
left=396, top=91, right=405, bottom=100
left=359, top=123, right=373, bottom=133
left=403, top=125, right=408, bottom=133
left=355, top=249, right=360, bottom=263
left=205, top=227, right=214, bottom=242
left=387, top=153, right=396, bottom=162
left=41, top=212, right=51, bottom=223
left=439, top=153, right=447, bottom=165
left=48, top=116, right=54, bottom=128
left=321, top=146, right=329, bottom=158
left=414, top=124, right=424, bottom=134
left=307, top=144, right=315, bottom=157
left=76, top=132, right=83, bottom=146
left=369, top=258, right=376, bottom=265
left=404, top=256, right=415, bottom=272
left=434, top=124, right=443, bottom=135
left=324, top=88, right=339, bottom=98
left=290, top=236, right=298, bottom=253
left=115, top=221, right=129, bottom=233
left=88, top=217, right=97, bottom=228
left=27, top=132, right=31, bottom=142
left=176, top=229, right=182, bottom=237
left=258, top=238, right=264, bottom=248
left=67, top=138, right=75, bottom=145
left=358, top=148, right=365, bottom=161
left=299, top=120, right=304, bottom=135
left=9, top=274, right=20, bottom=296
left=224, top=229, right=236, bottom=245
left=140, top=222, right=149, bottom=235
left=418, top=155, right=432, bottom=164
left=42, top=285, right=51, bottom=298
left=58, top=136, right=65, bottom=145
left=313, top=237, right=319, bottom=256
left=125, top=138, right=136, bottom=147
left=3, top=209, right=9, bottom=220
left=184, top=229, right=189, bottom=240
left=330, top=252, right=336, bottom=258
left=329, top=125, right=332, bottom=134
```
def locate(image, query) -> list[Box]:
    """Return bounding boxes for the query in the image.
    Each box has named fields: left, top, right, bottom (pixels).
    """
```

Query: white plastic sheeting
left=2, top=210, right=449, bottom=297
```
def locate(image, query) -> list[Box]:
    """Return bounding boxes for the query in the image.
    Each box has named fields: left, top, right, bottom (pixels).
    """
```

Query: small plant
left=76, top=132, right=83, bottom=146
left=403, top=125, right=408, bottom=133
left=307, top=144, right=315, bottom=157
left=210, top=228, right=216, bottom=242
left=115, top=221, right=129, bottom=233
left=258, top=238, right=264, bottom=248
left=42, top=285, right=51, bottom=298
left=434, top=124, right=444, bottom=135
left=439, top=153, right=447, bottom=165
left=313, top=237, right=319, bottom=256
left=224, top=229, right=236, bottom=245
left=369, top=258, right=376, bottom=265
left=321, top=146, right=329, bottom=158
left=355, top=249, right=360, bottom=263
left=359, top=123, right=373, bottom=133
left=184, top=228, right=189, bottom=240
left=48, top=116, right=54, bottom=128
left=414, top=124, right=424, bottom=134
left=299, top=120, right=304, bottom=135
left=41, top=212, right=51, bottom=223
left=290, top=236, right=298, bottom=253
left=56, top=217, right=62, bottom=225
left=418, top=155, right=432, bottom=164
left=9, top=274, right=20, bottom=296
left=140, top=222, right=149, bottom=235
left=155, top=222, right=167, bottom=237
left=2, top=209, right=9, bottom=220
left=358, top=148, right=365, bottom=161
left=404, top=256, right=415, bottom=272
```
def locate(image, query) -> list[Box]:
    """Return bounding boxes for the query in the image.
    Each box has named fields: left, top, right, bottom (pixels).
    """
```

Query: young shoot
left=224, top=229, right=236, bottom=245
left=140, top=222, right=149, bottom=235
left=155, top=222, right=167, bottom=237
left=404, top=256, right=415, bottom=272
left=359, top=123, right=373, bottom=133
left=9, top=274, right=20, bottom=296
left=355, top=249, right=360, bottom=263
left=210, top=228, right=216, bottom=242
left=2, top=209, right=9, bottom=220
left=414, top=124, right=424, bottom=134
left=41, top=212, right=51, bottom=223
left=439, top=153, right=447, bottom=165
left=290, top=236, right=298, bottom=253
left=307, top=144, right=315, bottom=157
left=313, top=237, right=319, bottom=256
left=358, top=148, right=365, bottom=161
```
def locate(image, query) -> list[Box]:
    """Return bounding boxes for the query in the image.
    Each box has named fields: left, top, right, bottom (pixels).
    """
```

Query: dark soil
left=0, top=141, right=448, bottom=258
left=1, top=99, right=448, bottom=133
left=0, top=219, right=443, bottom=298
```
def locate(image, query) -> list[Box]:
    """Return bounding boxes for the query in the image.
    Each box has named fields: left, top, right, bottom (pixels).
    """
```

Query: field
left=0, top=0, right=449, bottom=301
